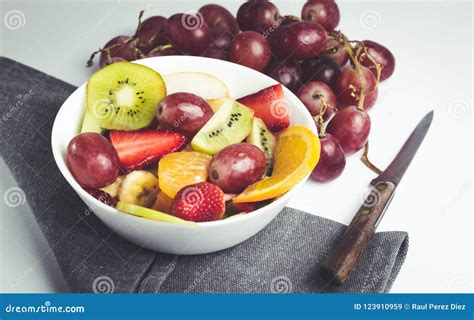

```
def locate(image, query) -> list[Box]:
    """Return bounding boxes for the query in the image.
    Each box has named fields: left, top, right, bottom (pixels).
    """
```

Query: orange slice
left=158, top=151, right=212, bottom=198
left=234, top=126, right=320, bottom=203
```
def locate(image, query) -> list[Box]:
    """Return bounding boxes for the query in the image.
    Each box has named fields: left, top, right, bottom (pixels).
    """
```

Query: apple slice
left=116, top=202, right=196, bottom=225
left=163, top=72, right=230, bottom=100
left=80, top=109, right=103, bottom=134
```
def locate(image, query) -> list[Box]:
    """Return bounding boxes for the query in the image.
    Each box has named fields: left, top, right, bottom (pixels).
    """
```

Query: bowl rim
left=51, top=55, right=317, bottom=229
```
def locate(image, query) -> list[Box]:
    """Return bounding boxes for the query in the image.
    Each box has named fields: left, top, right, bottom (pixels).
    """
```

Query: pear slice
left=163, top=72, right=230, bottom=100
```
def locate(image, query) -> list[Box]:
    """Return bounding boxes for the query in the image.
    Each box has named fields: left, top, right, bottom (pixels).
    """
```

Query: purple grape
left=147, top=45, right=182, bottom=57
left=211, top=32, right=233, bottom=51
left=100, top=57, right=127, bottom=68
left=280, top=15, right=301, bottom=26
left=266, top=60, right=303, bottom=93
left=322, top=37, right=349, bottom=66
left=298, top=81, right=336, bottom=120
left=237, top=0, right=282, bottom=34
left=136, top=16, right=168, bottom=53
left=85, top=189, right=118, bottom=207
left=310, top=134, right=346, bottom=182
left=358, top=40, right=396, bottom=81
left=165, top=13, right=211, bottom=56
left=199, top=4, right=240, bottom=37
left=157, top=93, right=213, bottom=136
left=326, top=106, right=371, bottom=155
left=302, top=56, right=341, bottom=89
left=67, top=133, right=120, bottom=189
left=202, top=48, right=229, bottom=61
left=269, top=22, right=327, bottom=60
left=301, top=0, right=340, bottom=31
left=229, top=31, right=272, bottom=72
left=99, top=36, right=137, bottom=67
left=208, top=144, right=266, bottom=194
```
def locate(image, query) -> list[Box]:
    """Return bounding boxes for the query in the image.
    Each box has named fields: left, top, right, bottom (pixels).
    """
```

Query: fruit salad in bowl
left=52, top=56, right=319, bottom=254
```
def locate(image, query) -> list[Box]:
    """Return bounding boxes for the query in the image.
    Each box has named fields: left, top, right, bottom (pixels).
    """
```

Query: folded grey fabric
left=0, top=57, right=408, bottom=293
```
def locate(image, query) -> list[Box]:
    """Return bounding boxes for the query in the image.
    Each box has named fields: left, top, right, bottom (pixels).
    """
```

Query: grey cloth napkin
left=0, top=57, right=408, bottom=293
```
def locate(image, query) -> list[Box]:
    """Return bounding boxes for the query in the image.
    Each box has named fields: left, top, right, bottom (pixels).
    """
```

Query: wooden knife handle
left=321, top=181, right=396, bottom=285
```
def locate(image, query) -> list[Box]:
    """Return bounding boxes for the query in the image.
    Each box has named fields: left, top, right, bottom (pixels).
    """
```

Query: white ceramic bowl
left=52, top=56, right=316, bottom=255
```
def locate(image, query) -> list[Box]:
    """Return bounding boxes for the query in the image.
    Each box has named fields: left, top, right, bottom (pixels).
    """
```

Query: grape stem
left=336, top=32, right=366, bottom=111
left=335, top=32, right=384, bottom=175
left=361, top=142, right=383, bottom=175
left=351, top=40, right=383, bottom=89
left=86, top=10, right=146, bottom=67
left=312, top=93, right=330, bottom=138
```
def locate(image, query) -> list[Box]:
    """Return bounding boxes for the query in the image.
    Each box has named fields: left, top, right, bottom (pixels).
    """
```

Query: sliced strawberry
left=238, top=84, right=290, bottom=132
left=110, top=130, right=186, bottom=171
left=171, top=182, right=225, bottom=222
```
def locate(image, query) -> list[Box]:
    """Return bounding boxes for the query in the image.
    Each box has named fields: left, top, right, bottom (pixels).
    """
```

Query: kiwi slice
left=247, top=117, right=276, bottom=176
left=116, top=202, right=195, bottom=225
left=191, top=98, right=254, bottom=155
left=87, top=62, right=166, bottom=131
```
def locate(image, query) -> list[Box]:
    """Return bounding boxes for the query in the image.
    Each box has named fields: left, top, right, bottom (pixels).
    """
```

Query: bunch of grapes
left=87, top=0, right=396, bottom=183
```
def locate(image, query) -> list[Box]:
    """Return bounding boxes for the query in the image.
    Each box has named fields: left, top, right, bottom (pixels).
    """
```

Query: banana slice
left=118, top=171, right=159, bottom=208
left=100, top=175, right=125, bottom=198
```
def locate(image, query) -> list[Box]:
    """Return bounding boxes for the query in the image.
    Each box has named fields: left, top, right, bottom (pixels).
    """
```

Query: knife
left=321, top=111, right=434, bottom=285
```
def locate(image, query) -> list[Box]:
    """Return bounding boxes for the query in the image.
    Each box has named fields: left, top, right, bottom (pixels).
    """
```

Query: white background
left=0, top=0, right=472, bottom=293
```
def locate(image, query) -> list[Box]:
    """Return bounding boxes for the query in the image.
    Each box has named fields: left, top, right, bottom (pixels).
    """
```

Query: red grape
left=157, top=93, right=213, bottom=137
left=266, top=60, right=303, bottom=93
left=358, top=40, right=396, bottom=81
left=280, top=15, right=301, bottom=26
left=301, top=0, right=340, bottom=31
left=202, top=47, right=229, bottom=61
left=165, top=13, right=211, bottom=56
left=335, top=66, right=378, bottom=110
left=269, top=22, right=327, bottom=60
left=136, top=16, right=168, bottom=53
left=326, top=106, right=371, bottom=155
left=85, top=189, right=118, bottom=207
left=100, top=57, right=127, bottom=68
left=208, top=143, right=266, bottom=194
left=302, top=56, right=341, bottom=89
left=211, top=32, right=233, bottom=51
left=237, top=0, right=282, bottom=34
left=311, top=133, right=346, bottom=182
left=297, top=81, right=336, bottom=120
left=229, top=31, right=272, bottom=72
left=147, top=45, right=182, bottom=57
left=322, top=37, right=349, bottom=66
left=199, top=4, right=240, bottom=37
left=99, top=36, right=137, bottom=67
left=67, top=133, right=120, bottom=188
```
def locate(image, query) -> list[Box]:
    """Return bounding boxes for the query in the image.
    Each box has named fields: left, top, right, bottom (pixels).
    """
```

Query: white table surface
left=0, top=0, right=472, bottom=293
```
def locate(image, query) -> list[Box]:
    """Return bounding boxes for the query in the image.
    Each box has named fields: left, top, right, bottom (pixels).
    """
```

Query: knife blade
left=321, top=111, right=434, bottom=285
left=371, top=111, right=434, bottom=187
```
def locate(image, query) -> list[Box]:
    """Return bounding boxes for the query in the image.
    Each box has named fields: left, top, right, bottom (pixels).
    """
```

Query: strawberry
left=171, top=182, right=225, bottom=222
left=237, top=84, right=290, bottom=132
left=110, top=130, right=186, bottom=171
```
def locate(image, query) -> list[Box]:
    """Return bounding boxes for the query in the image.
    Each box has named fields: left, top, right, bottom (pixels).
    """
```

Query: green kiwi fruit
left=247, top=117, right=276, bottom=176
left=191, top=98, right=254, bottom=155
left=86, top=62, right=166, bottom=131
